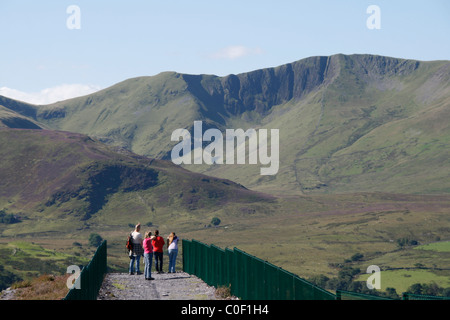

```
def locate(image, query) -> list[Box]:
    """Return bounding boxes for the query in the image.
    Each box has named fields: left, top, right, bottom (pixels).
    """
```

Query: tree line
left=0, top=210, right=20, bottom=224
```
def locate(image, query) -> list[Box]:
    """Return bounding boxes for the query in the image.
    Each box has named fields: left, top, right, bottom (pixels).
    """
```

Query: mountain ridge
left=1, top=53, right=449, bottom=195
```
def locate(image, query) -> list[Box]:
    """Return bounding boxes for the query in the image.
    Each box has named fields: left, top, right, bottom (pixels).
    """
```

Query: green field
left=1, top=191, right=449, bottom=296
left=415, top=241, right=450, bottom=253
left=356, top=269, right=450, bottom=294
left=0, top=240, right=90, bottom=291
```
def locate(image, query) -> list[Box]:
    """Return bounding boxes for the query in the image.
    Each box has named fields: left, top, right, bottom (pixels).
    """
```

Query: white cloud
left=210, top=45, right=263, bottom=60
left=0, top=84, right=103, bottom=105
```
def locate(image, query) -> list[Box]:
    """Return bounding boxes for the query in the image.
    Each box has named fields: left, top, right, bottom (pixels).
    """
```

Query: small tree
left=385, top=287, right=400, bottom=299
left=88, top=233, right=103, bottom=247
left=211, top=217, right=221, bottom=226
left=351, top=253, right=364, bottom=262
left=407, top=283, right=423, bottom=295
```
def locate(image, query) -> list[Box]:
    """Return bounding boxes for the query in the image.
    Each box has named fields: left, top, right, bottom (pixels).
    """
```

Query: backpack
left=126, top=233, right=133, bottom=251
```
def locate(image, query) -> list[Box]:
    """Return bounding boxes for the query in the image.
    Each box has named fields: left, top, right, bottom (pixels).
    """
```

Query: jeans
left=129, top=254, right=141, bottom=274
left=144, top=252, right=153, bottom=279
left=154, top=251, right=163, bottom=272
left=168, top=249, right=178, bottom=273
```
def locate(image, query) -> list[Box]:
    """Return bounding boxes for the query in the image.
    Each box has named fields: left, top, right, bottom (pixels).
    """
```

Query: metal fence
left=62, top=239, right=449, bottom=301
left=63, top=240, right=107, bottom=300
left=182, top=239, right=336, bottom=300
left=336, top=290, right=393, bottom=300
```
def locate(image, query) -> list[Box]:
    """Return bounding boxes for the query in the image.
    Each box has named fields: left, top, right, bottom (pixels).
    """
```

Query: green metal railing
left=62, top=239, right=449, bottom=301
left=336, top=290, right=393, bottom=300
left=183, top=239, right=450, bottom=301
left=63, top=240, right=107, bottom=300
left=182, top=239, right=336, bottom=300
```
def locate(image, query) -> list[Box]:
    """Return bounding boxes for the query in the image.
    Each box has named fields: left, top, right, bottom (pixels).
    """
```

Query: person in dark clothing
left=129, top=223, right=143, bottom=275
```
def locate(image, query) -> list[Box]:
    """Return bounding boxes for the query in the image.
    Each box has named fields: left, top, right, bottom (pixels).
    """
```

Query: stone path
left=97, top=272, right=219, bottom=300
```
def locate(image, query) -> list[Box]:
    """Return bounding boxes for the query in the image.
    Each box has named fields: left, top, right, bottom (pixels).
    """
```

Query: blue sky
left=0, top=0, right=449, bottom=104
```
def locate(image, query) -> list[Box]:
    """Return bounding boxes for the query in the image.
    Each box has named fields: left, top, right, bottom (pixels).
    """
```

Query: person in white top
left=129, top=223, right=144, bottom=275
left=167, top=232, right=179, bottom=273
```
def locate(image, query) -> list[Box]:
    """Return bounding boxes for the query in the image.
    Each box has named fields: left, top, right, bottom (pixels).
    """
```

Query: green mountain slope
left=2, top=54, right=449, bottom=195
left=0, top=129, right=273, bottom=237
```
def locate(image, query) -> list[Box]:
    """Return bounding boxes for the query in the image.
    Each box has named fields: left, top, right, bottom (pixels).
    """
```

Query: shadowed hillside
left=0, top=129, right=274, bottom=236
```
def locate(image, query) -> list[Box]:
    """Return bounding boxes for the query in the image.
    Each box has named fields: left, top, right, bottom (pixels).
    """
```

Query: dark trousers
left=154, top=251, right=163, bottom=272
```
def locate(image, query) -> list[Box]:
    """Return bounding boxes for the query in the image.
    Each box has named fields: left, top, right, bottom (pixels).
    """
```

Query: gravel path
left=97, top=272, right=219, bottom=300
left=0, top=288, right=17, bottom=300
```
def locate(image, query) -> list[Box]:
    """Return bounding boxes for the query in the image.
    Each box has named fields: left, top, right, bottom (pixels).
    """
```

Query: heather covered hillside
left=0, top=129, right=274, bottom=236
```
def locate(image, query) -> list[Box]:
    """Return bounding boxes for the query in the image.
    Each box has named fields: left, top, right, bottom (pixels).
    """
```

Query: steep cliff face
left=183, top=55, right=340, bottom=119
left=181, top=54, right=423, bottom=120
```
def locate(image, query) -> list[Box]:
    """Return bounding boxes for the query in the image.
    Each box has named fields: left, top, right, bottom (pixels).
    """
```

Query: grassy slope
left=35, top=72, right=197, bottom=158
left=304, top=56, right=450, bottom=194
left=0, top=241, right=89, bottom=290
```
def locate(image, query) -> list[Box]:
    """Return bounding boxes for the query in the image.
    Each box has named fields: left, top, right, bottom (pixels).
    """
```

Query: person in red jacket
left=152, top=230, right=165, bottom=273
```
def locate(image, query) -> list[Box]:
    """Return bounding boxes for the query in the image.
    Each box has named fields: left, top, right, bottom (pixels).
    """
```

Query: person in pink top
left=143, top=231, right=156, bottom=280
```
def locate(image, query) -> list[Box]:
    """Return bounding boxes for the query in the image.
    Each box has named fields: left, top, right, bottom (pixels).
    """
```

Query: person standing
left=129, top=223, right=144, bottom=275
left=167, top=232, right=179, bottom=273
left=143, top=231, right=155, bottom=280
left=152, top=230, right=165, bottom=273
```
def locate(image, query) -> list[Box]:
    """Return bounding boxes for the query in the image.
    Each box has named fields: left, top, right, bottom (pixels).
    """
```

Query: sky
left=0, top=0, right=449, bottom=104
